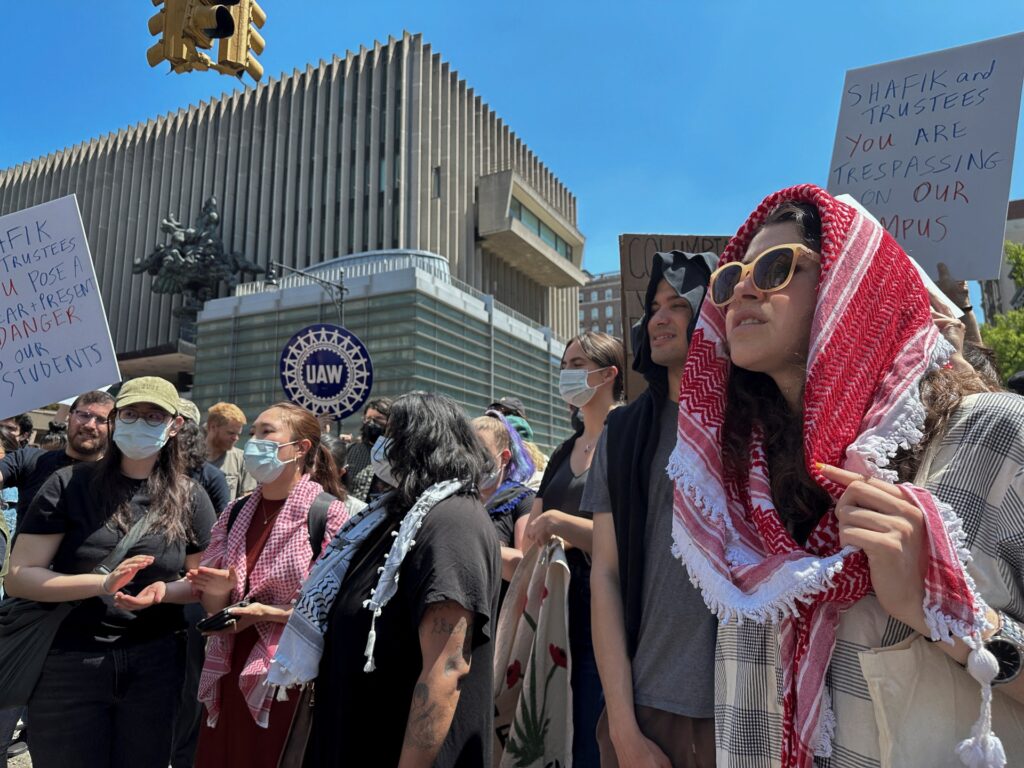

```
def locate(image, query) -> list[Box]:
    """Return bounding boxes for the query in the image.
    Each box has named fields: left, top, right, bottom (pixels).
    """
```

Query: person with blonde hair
left=204, top=402, right=255, bottom=502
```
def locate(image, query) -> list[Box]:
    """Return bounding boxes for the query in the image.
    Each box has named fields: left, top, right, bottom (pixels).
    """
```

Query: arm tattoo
left=404, top=682, right=441, bottom=750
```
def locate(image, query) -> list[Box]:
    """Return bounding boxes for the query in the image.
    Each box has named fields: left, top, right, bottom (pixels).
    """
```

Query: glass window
left=432, top=166, right=441, bottom=199
left=590, top=291, right=598, bottom=302
left=521, top=206, right=540, bottom=233
left=606, top=322, right=614, bottom=333
left=604, top=288, right=613, bottom=300
left=578, top=309, right=584, bottom=321
left=590, top=307, right=598, bottom=320
left=591, top=323, right=599, bottom=332
left=605, top=306, right=613, bottom=318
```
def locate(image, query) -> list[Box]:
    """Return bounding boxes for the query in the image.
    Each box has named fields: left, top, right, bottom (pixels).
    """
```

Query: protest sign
left=0, top=195, right=120, bottom=419
left=618, top=233, right=729, bottom=400
left=828, top=32, right=1024, bottom=280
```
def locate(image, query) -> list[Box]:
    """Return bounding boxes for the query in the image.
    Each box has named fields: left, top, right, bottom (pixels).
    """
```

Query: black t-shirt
left=306, top=494, right=500, bottom=768
left=191, top=461, right=230, bottom=517
left=487, top=484, right=535, bottom=548
left=19, top=463, right=216, bottom=650
left=0, top=447, right=78, bottom=528
left=537, top=440, right=593, bottom=651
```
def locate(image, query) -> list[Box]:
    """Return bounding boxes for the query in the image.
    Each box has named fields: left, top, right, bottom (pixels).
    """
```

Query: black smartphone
left=196, top=600, right=250, bottom=633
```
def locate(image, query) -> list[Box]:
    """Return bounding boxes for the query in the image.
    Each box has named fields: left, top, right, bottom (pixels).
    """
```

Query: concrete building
left=578, top=271, right=623, bottom=338
left=195, top=249, right=572, bottom=449
left=0, top=31, right=586, bottom=383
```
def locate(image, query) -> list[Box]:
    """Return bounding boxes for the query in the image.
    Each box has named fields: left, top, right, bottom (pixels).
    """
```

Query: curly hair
left=382, top=392, right=489, bottom=513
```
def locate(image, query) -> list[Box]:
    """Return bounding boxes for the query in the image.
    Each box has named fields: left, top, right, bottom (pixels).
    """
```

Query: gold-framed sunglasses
left=708, top=243, right=820, bottom=307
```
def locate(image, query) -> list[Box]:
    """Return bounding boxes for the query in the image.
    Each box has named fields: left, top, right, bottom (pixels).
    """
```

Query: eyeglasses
left=117, top=408, right=170, bottom=428
left=71, top=409, right=109, bottom=426
left=709, top=243, right=820, bottom=307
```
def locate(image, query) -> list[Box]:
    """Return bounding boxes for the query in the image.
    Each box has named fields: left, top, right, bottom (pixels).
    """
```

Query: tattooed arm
left=397, top=600, right=475, bottom=768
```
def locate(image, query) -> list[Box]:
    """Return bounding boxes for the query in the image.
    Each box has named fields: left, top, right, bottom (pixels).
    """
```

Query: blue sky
left=0, top=1, right=1021, bottom=300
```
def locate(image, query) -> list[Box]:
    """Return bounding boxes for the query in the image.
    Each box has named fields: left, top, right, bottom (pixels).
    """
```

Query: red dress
left=195, top=497, right=300, bottom=768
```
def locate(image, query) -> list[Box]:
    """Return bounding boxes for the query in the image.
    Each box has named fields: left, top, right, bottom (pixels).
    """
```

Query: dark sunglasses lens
left=711, top=264, right=742, bottom=305
left=753, top=247, right=796, bottom=291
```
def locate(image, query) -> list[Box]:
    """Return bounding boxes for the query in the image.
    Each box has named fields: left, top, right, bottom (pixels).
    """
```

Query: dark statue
left=133, top=196, right=262, bottom=322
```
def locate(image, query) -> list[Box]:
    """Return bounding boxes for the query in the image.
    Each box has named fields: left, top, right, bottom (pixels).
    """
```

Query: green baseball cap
left=177, top=398, right=201, bottom=423
left=115, top=377, right=180, bottom=415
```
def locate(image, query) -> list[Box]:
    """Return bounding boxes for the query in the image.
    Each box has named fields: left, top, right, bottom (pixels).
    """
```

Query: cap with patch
left=116, top=377, right=179, bottom=415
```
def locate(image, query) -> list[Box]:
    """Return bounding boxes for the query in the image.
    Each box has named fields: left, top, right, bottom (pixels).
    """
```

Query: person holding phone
left=5, top=377, right=216, bottom=768
left=188, top=402, right=353, bottom=768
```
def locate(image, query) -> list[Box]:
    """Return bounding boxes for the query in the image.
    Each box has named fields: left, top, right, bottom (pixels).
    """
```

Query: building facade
left=578, top=271, right=623, bottom=338
left=0, top=31, right=586, bottom=383
left=982, top=200, right=1024, bottom=318
left=194, top=249, right=573, bottom=450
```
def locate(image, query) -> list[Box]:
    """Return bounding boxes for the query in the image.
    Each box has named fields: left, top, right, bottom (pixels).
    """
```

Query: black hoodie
left=604, top=250, right=716, bottom=656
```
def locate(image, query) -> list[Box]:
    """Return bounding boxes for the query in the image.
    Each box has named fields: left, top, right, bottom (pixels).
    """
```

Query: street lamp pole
left=263, top=261, right=347, bottom=324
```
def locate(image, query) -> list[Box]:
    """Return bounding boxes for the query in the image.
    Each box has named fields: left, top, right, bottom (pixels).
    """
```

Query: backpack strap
left=307, top=492, right=336, bottom=561
left=228, top=492, right=334, bottom=561
left=226, top=494, right=251, bottom=533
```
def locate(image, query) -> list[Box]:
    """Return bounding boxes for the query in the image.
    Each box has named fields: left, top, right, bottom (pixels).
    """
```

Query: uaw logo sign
left=279, top=324, right=373, bottom=420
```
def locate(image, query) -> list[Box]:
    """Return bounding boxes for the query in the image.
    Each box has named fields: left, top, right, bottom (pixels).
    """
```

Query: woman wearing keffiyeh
left=669, top=184, right=1024, bottom=768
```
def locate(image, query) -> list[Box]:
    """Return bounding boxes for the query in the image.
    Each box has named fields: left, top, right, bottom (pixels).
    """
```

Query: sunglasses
left=709, top=243, right=820, bottom=307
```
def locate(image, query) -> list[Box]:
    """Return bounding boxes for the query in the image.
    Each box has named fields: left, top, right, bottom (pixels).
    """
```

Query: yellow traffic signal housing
left=216, top=0, right=266, bottom=82
left=148, top=0, right=249, bottom=74
left=147, top=0, right=189, bottom=68
left=184, top=0, right=237, bottom=51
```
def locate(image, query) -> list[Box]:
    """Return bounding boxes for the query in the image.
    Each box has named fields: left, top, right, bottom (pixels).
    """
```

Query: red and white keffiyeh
left=197, top=475, right=348, bottom=728
left=669, top=184, right=1002, bottom=768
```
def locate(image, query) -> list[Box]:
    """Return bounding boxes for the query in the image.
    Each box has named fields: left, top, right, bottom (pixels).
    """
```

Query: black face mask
left=361, top=421, right=384, bottom=445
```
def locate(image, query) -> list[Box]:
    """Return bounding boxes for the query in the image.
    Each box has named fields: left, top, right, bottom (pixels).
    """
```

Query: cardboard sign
left=828, top=32, right=1024, bottom=280
left=0, top=196, right=120, bottom=419
left=618, top=234, right=730, bottom=400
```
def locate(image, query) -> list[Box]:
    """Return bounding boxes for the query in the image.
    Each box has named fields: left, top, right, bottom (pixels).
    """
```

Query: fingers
left=816, top=463, right=906, bottom=501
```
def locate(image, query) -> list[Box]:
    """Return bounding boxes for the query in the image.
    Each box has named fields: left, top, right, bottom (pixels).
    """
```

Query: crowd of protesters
left=1, top=185, right=1024, bottom=768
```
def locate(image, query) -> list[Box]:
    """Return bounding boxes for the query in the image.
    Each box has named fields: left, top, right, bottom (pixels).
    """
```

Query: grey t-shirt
left=581, top=400, right=716, bottom=718
left=209, top=447, right=257, bottom=505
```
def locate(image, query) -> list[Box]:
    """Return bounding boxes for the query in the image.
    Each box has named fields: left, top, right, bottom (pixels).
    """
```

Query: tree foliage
left=980, top=241, right=1024, bottom=381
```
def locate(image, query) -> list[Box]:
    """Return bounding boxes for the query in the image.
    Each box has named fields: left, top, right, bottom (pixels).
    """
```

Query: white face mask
left=558, top=367, right=607, bottom=408
left=370, top=436, right=398, bottom=487
left=113, top=419, right=171, bottom=460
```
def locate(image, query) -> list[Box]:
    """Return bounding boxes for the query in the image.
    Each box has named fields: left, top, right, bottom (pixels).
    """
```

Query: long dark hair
left=266, top=402, right=347, bottom=500
left=383, top=392, right=489, bottom=513
left=93, top=412, right=195, bottom=543
left=722, top=201, right=987, bottom=543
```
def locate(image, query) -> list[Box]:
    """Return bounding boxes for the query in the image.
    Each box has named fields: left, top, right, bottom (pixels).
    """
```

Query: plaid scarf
left=197, top=475, right=348, bottom=728
left=669, top=184, right=1000, bottom=768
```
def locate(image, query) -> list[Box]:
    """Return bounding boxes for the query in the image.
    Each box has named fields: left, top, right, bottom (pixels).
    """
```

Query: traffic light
left=147, top=0, right=245, bottom=74
left=215, top=0, right=266, bottom=82
left=184, top=0, right=237, bottom=51
left=146, top=0, right=189, bottom=69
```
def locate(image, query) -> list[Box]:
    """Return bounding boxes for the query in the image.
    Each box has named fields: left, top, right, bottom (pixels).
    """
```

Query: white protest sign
left=0, top=195, right=120, bottom=418
left=827, top=32, right=1024, bottom=280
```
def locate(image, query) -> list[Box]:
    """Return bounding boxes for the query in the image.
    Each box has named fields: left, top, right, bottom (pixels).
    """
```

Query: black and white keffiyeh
left=268, top=479, right=465, bottom=688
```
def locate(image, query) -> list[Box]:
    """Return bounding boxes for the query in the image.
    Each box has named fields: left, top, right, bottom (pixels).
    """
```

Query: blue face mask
left=113, top=419, right=171, bottom=460
left=243, top=438, right=299, bottom=484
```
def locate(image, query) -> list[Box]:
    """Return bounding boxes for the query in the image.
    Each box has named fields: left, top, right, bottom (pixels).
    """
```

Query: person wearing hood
left=586, top=251, right=719, bottom=767
left=523, top=330, right=624, bottom=766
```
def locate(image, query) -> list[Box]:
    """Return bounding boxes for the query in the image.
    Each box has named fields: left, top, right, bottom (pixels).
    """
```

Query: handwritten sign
left=618, top=233, right=730, bottom=400
left=828, top=32, right=1024, bottom=279
left=0, top=195, right=120, bottom=419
